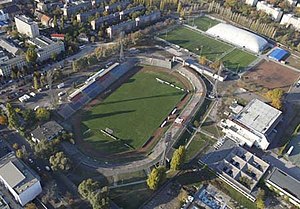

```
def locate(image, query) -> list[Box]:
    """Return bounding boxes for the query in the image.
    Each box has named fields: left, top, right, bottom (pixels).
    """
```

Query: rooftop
left=15, top=15, right=37, bottom=25
left=266, top=168, right=300, bottom=200
left=0, top=153, right=40, bottom=194
left=31, top=120, right=63, bottom=141
left=236, top=99, right=282, bottom=134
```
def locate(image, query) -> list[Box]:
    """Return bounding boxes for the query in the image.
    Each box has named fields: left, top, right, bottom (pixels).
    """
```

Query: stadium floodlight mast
left=119, top=31, right=125, bottom=62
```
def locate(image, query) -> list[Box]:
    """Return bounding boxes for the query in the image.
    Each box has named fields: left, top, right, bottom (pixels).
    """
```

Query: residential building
left=14, top=15, right=40, bottom=38
left=0, top=55, right=26, bottom=77
left=106, top=20, right=136, bottom=39
left=0, top=153, right=42, bottom=206
left=281, top=14, right=300, bottom=31
left=27, top=35, right=65, bottom=62
left=135, top=11, right=161, bottom=27
left=40, top=14, right=53, bottom=27
left=245, top=0, right=258, bottom=6
left=107, top=11, right=161, bottom=38
left=221, top=99, right=282, bottom=150
left=31, top=120, right=64, bottom=143
left=256, top=1, right=283, bottom=22
left=76, top=7, right=104, bottom=23
left=51, top=33, right=65, bottom=40
left=265, top=168, right=300, bottom=207
left=0, top=0, right=13, bottom=7
left=200, top=141, right=269, bottom=202
left=91, top=12, right=120, bottom=30
left=61, top=1, right=92, bottom=17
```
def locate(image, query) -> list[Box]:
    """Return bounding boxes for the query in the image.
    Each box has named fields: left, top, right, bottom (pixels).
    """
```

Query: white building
left=221, top=99, right=282, bottom=150
left=206, top=23, right=268, bottom=53
left=256, top=1, right=283, bottom=22
left=245, top=0, right=258, bottom=6
left=27, top=35, right=65, bottom=62
left=280, top=14, right=300, bottom=31
left=0, top=153, right=42, bottom=206
left=14, top=15, right=40, bottom=38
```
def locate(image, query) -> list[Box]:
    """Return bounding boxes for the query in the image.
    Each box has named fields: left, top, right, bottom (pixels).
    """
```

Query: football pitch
left=160, top=26, right=258, bottom=72
left=79, top=69, right=185, bottom=154
left=190, top=16, right=220, bottom=31
left=221, top=49, right=257, bottom=72
left=160, top=27, right=232, bottom=61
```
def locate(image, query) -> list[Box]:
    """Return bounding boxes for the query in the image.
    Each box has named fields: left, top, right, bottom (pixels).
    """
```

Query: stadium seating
left=58, top=62, right=134, bottom=119
left=70, top=92, right=83, bottom=103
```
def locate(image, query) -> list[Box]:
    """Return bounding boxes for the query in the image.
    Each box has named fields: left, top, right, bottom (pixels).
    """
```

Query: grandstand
left=58, top=61, right=135, bottom=119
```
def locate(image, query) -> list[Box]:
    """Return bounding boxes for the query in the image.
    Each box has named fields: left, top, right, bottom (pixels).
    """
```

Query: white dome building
left=206, top=23, right=268, bottom=53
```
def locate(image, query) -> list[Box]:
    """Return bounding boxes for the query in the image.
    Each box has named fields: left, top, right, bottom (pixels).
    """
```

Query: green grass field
left=160, top=26, right=257, bottom=72
left=80, top=70, right=185, bottom=154
left=191, top=16, right=220, bottom=31
left=160, top=27, right=233, bottom=61
left=221, top=49, right=257, bottom=72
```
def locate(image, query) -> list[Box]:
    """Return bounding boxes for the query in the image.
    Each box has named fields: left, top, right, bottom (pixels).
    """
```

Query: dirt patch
left=70, top=65, right=192, bottom=160
left=242, top=60, right=300, bottom=92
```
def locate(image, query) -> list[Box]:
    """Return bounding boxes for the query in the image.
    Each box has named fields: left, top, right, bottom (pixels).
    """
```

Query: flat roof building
left=31, top=120, right=64, bottom=143
left=200, top=141, right=269, bottom=202
left=266, top=168, right=300, bottom=207
left=27, top=35, right=65, bottom=62
left=221, top=99, right=282, bottom=150
left=0, top=153, right=42, bottom=206
left=14, top=15, right=40, bottom=38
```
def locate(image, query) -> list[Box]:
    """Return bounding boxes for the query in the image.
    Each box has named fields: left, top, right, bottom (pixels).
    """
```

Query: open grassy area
left=160, top=27, right=233, bottom=61
left=191, top=16, right=220, bottom=31
left=185, top=133, right=215, bottom=162
left=80, top=70, right=185, bottom=154
left=111, top=183, right=152, bottom=209
left=221, top=49, right=257, bottom=72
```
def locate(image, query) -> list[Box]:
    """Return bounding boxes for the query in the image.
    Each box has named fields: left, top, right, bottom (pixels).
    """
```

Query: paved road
left=62, top=61, right=206, bottom=177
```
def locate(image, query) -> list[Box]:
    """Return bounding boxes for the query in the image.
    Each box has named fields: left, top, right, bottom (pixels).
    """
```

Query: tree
left=25, top=48, right=37, bottom=64
left=146, top=166, right=166, bottom=190
left=177, top=2, right=182, bottom=13
left=35, top=107, right=50, bottom=121
left=6, top=103, right=20, bottom=129
left=53, top=16, right=57, bottom=28
left=265, top=88, right=284, bottom=109
left=170, top=146, right=185, bottom=170
left=0, top=115, right=7, bottom=125
left=33, top=75, right=39, bottom=90
left=256, top=189, right=265, bottom=209
left=34, top=140, right=56, bottom=159
left=16, top=149, right=24, bottom=158
left=51, top=52, right=57, bottom=61
left=25, top=203, right=38, bottom=209
left=199, top=56, right=207, bottom=65
left=49, top=152, right=72, bottom=171
left=90, top=36, right=96, bottom=43
left=78, top=179, right=109, bottom=209
left=13, top=143, right=19, bottom=150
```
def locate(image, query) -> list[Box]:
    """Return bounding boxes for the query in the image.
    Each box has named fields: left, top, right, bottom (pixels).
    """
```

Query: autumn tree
left=78, top=179, right=109, bottom=209
left=265, top=88, right=284, bottom=109
left=26, top=47, right=37, bottom=64
left=170, top=145, right=185, bottom=170
left=0, top=114, right=7, bottom=125
left=35, top=107, right=50, bottom=121
left=199, top=56, right=207, bottom=65
left=146, top=166, right=166, bottom=190
left=49, top=152, right=72, bottom=172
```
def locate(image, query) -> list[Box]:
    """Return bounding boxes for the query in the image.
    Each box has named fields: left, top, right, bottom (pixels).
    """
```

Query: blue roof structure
left=269, top=48, right=289, bottom=61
